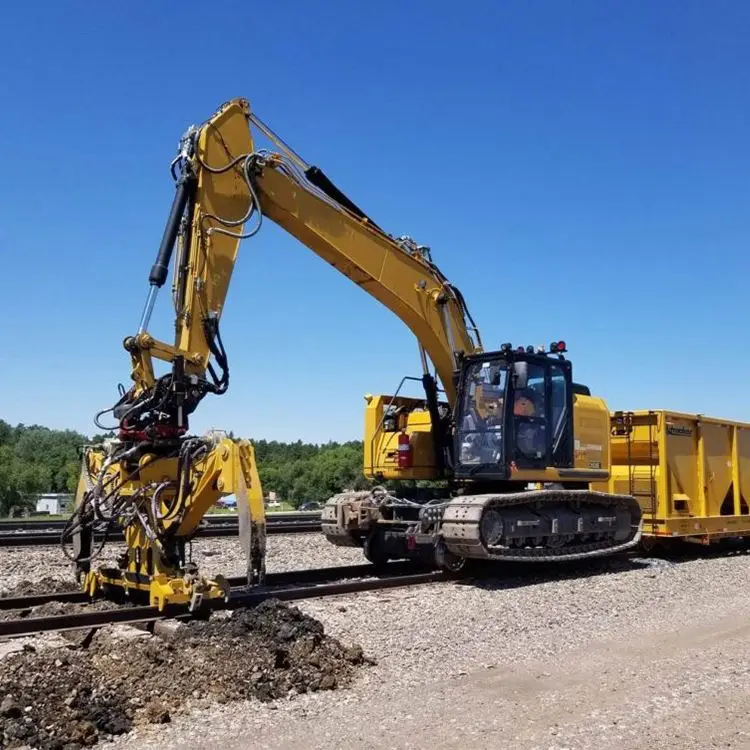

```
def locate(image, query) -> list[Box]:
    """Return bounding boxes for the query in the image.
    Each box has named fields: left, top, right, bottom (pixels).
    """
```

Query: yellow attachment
left=593, top=410, right=750, bottom=542
left=82, top=569, right=230, bottom=612
left=176, top=98, right=255, bottom=373
left=74, top=435, right=265, bottom=608
left=126, top=98, right=256, bottom=391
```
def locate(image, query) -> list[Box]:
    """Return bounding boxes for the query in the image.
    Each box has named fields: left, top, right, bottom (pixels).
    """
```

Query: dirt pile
left=1, top=576, right=79, bottom=598
left=0, top=596, right=119, bottom=624
left=0, top=599, right=370, bottom=749
left=0, top=647, right=130, bottom=749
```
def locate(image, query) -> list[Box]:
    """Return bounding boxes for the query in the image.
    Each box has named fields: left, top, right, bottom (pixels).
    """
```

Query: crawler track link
left=441, top=489, right=643, bottom=562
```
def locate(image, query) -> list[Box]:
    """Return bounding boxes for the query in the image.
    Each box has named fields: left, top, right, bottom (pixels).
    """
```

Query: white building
left=35, top=493, right=73, bottom=515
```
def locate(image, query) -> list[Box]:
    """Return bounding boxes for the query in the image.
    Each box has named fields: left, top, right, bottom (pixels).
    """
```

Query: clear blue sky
left=1, top=1, right=748, bottom=442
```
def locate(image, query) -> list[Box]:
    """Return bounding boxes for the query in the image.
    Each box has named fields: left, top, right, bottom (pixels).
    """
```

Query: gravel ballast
left=4, top=535, right=750, bottom=748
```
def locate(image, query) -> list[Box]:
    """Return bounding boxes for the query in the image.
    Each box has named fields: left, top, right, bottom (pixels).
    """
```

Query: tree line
left=0, top=421, right=92, bottom=516
left=253, top=439, right=371, bottom=506
left=0, top=420, right=372, bottom=515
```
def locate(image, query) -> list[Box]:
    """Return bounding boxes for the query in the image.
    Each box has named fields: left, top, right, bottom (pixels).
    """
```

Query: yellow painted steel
left=175, top=101, right=255, bottom=372
left=128, top=99, right=255, bottom=390
left=572, top=393, right=611, bottom=473
left=593, top=410, right=750, bottom=543
left=75, top=95, right=641, bottom=599
left=75, top=99, right=267, bottom=607
left=77, top=93, right=483, bottom=602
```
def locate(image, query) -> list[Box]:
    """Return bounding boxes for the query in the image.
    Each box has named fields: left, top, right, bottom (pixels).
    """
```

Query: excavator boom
left=129, top=99, right=481, bottom=407
left=251, top=148, right=482, bottom=404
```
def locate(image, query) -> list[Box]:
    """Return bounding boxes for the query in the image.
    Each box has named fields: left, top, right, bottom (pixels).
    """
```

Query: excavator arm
left=250, top=149, right=483, bottom=403
left=115, top=101, right=257, bottom=435
left=123, top=98, right=480, bottom=429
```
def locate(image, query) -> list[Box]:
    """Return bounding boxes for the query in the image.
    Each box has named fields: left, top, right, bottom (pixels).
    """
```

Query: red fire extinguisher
left=397, top=431, right=413, bottom=469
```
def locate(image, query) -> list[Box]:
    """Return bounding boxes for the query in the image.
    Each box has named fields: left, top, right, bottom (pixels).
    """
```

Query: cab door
left=510, top=358, right=573, bottom=470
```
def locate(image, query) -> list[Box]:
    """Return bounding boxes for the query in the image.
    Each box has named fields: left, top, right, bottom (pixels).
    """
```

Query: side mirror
left=513, top=361, right=528, bottom=390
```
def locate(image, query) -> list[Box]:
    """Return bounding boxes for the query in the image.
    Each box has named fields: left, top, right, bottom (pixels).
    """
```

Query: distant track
left=0, top=511, right=320, bottom=532
left=0, top=513, right=323, bottom=547
left=0, top=562, right=444, bottom=639
left=0, top=510, right=320, bottom=534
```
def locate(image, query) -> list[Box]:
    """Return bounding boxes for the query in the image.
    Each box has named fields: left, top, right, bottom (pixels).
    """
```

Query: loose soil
left=0, top=600, right=370, bottom=749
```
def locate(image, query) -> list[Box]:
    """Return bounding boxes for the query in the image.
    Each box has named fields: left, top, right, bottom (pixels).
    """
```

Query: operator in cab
left=514, top=387, right=545, bottom=459
left=513, top=389, right=536, bottom=416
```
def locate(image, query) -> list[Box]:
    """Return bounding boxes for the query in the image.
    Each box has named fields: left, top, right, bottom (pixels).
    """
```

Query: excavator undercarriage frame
left=322, top=487, right=642, bottom=571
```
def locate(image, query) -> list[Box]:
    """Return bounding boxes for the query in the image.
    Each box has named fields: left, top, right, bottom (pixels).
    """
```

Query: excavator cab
left=325, top=341, right=641, bottom=567
left=453, top=346, right=574, bottom=479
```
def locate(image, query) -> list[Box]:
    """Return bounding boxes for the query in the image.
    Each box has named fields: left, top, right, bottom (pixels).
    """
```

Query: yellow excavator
left=68, top=97, right=642, bottom=608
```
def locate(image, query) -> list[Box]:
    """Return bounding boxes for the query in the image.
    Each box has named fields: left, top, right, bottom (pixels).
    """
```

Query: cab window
left=457, top=361, right=507, bottom=466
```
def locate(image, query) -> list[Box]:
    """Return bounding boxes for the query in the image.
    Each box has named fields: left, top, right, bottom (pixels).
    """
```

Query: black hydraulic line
left=174, top=188, right=196, bottom=311
left=422, top=372, right=448, bottom=474
left=304, top=166, right=381, bottom=230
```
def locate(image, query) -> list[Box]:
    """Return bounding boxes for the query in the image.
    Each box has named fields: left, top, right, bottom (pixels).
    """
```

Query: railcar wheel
left=363, top=530, right=390, bottom=568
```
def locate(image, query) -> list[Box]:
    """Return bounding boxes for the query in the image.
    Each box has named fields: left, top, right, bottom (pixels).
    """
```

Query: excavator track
left=440, top=490, right=642, bottom=562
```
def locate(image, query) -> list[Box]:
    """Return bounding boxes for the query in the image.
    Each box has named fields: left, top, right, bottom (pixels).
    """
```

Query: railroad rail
left=0, top=511, right=321, bottom=532
left=0, top=562, right=443, bottom=639
left=0, top=512, right=323, bottom=547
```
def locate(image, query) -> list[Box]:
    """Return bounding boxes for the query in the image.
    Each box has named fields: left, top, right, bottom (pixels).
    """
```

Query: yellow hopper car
left=594, top=410, right=750, bottom=546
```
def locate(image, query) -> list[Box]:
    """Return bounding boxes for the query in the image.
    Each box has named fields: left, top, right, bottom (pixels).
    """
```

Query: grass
left=266, top=502, right=297, bottom=512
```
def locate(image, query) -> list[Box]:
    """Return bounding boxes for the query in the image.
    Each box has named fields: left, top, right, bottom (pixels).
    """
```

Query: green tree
left=256, top=439, right=372, bottom=507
